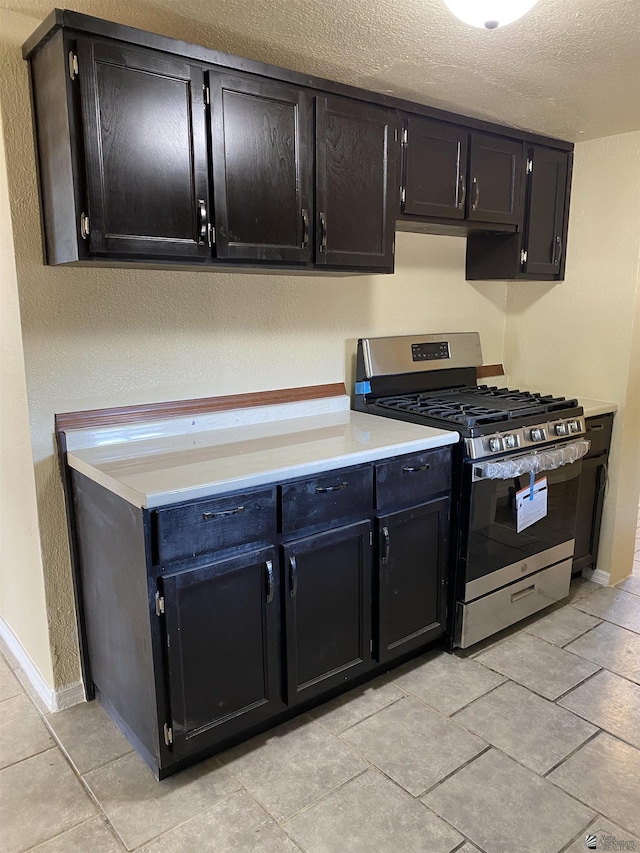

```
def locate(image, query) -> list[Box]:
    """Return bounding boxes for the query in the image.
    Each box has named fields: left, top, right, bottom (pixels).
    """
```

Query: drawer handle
left=382, top=526, right=390, bottom=564
left=403, top=464, right=429, bottom=474
left=202, top=506, right=245, bottom=521
left=289, top=555, right=298, bottom=598
left=511, top=584, right=536, bottom=603
left=315, top=482, right=348, bottom=494
left=265, top=559, right=275, bottom=604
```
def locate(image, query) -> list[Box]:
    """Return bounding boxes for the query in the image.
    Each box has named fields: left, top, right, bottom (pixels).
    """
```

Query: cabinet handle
left=382, top=526, right=390, bottom=564
left=589, top=424, right=604, bottom=432
left=301, top=208, right=310, bottom=250
left=265, top=559, right=275, bottom=604
left=471, top=177, right=480, bottom=212
left=553, top=235, right=563, bottom=265
left=319, top=212, right=327, bottom=252
left=403, top=463, right=429, bottom=474
left=599, top=461, right=609, bottom=496
left=198, top=199, right=207, bottom=243
left=458, top=174, right=466, bottom=210
left=289, top=555, right=298, bottom=598
left=202, top=506, right=244, bottom=521
left=315, top=481, right=348, bottom=494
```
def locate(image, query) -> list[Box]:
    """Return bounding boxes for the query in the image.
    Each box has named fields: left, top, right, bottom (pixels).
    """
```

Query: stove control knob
left=503, top=434, right=518, bottom=449
left=555, top=423, right=568, bottom=437
left=568, top=419, right=582, bottom=433
left=530, top=427, right=546, bottom=442
left=488, top=437, right=503, bottom=452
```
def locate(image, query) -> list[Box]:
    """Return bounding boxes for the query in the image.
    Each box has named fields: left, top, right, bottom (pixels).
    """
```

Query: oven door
left=459, top=440, right=588, bottom=602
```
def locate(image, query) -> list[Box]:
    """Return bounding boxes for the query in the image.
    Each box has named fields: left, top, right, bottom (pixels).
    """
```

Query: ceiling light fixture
left=444, top=0, right=539, bottom=29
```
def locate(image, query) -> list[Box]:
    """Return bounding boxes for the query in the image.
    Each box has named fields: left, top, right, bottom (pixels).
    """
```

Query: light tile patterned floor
left=2, top=542, right=640, bottom=852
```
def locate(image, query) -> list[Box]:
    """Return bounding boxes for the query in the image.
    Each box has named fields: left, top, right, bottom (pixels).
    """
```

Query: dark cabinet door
left=573, top=455, right=607, bottom=574
left=283, top=521, right=372, bottom=703
left=315, top=96, right=397, bottom=270
left=77, top=39, right=210, bottom=259
left=523, top=146, right=569, bottom=276
left=468, top=133, right=523, bottom=225
left=402, top=117, right=468, bottom=219
left=162, top=547, right=283, bottom=759
left=209, top=74, right=313, bottom=262
left=377, top=497, right=449, bottom=663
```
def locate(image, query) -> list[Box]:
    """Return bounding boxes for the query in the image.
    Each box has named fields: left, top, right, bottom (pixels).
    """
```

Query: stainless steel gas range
left=354, top=332, right=590, bottom=648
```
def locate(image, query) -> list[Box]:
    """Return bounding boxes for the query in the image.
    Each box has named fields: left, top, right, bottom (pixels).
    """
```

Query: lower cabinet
left=162, top=546, right=284, bottom=760
left=71, top=447, right=451, bottom=778
left=377, top=498, right=449, bottom=662
left=572, top=413, right=613, bottom=575
left=283, top=521, right=372, bottom=704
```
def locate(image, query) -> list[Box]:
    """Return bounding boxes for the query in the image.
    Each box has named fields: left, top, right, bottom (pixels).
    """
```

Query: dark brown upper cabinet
left=208, top=74, right=313, bottom=263
left=315, top=96, right=398, bottom=271
left=400, top=119, right=523, bottom=231
left=77, top=38, right=211, bottom=260
left=465, top=145, right=572, bottom=281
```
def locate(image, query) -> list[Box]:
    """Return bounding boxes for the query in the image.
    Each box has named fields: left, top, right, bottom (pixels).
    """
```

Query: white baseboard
left=0, top=616, right=84, bottom=712
left=582, top=567, right=611, bottom=586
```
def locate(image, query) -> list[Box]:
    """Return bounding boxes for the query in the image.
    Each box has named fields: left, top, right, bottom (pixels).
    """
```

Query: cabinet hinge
left=68, top=51, right=78, bottom=81
left=163, top=722, right=173, bottom=746
left=203, top=84, right=210, bottom=107
left=402, top=128, right=408, bottom=146
left=80, top=212, right=90, bottom=240
left=207, top=223, right=216, bottom=246
left=155, top=591, right=165, bottom=616
left=526, top=158, right=533, bottom=174
left=520, top=248, right=528, bottom=267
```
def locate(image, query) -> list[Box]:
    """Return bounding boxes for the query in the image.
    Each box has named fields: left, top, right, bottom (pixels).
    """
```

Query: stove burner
left=376, top=386, right=577, bottom=429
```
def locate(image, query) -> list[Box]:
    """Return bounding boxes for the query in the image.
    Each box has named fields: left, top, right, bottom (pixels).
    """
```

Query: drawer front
left=456, top=558, right=572, bottom=649
left=154, top=488, right=276, bottom=564
left=585, top=413, right=613, bottom=457
left=280, top=466, right=373, bottom=534
left=375, top=447, right=451, bottom=511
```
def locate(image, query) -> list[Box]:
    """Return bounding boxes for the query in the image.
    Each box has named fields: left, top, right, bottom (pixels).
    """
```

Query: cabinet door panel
left=468, top=134, right=523, bottom=225
left=377, top=498, right=449, bottom=663
left=283, top=521, right=372, bottom=703
left=316, top=96, right=397, bottom=269
left=403, top=117, right=468, bottom=219
left=523, top=147, right=569, bottom=276
left=77, top=39, right=210, bottom=259
left=162, top=547, right=282, bottom=759
left=210, top=75, right=312, bottom=262
left=573, top=455, right=606, bottom=573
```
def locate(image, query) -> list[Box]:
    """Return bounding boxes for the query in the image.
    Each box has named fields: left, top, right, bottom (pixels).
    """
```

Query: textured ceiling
left=6, top=0, right=640, bottom=141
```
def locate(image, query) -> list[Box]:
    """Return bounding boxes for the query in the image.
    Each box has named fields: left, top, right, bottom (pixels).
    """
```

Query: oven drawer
left=280, top=465, right=373, bottom=534
left=455, top=559, right=572, bottom=649
left=153, top=488, right=277, bottom=564
left=375, top=447, right=451, bottom=511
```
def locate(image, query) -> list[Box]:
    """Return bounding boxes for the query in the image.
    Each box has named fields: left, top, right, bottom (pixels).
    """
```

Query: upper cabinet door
left=468, top=133, right=523, bottom=225
left=403, top=117, right=468, bottom=219
left=522, top=146, right=569, bottom=277
left=77, top=39, right=210, bottom=259
left=209, top=75, right=313, bottom=262
left=315, top=96, right=397, bottom=270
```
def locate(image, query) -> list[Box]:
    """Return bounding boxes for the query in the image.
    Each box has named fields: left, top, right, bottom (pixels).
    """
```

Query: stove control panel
left=467, top=416, right=586, bottom=460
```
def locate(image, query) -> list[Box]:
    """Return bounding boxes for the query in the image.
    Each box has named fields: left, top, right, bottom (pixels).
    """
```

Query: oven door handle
left=472, top=439, right=590, bottom=482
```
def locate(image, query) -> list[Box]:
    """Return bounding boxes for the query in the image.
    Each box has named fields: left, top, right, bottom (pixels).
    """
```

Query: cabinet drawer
left=375, top=447, right=451, bottom=511
left=153, top=489, right=276, bottom=564
left=280, top=466, right=373, bottom=534
left=584, top=413, right=613, bottom=457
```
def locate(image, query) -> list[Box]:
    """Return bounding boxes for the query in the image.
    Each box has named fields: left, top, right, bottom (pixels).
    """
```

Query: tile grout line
left=551, top=666, right=604, bottom=704
left=542, top=727, right=603, bottom=778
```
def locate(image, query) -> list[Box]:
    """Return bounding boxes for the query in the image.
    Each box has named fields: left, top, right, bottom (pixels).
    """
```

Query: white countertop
left=66, top=396, right=459, bottom=508
left=576, top=398, right=618, bottom=419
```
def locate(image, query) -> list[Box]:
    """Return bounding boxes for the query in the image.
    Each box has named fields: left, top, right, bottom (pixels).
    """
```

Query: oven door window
left=463, top=459, right=582, bottom=584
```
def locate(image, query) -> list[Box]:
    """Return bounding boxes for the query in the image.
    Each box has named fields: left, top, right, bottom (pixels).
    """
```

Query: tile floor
left=1, top=529, right=639, bottom=852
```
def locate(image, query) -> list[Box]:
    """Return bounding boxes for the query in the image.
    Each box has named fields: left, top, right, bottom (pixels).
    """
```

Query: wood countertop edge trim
left=55, top=383, right=347, bottom=432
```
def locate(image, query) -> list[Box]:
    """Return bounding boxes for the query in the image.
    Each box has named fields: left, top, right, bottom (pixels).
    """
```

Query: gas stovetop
left=375, top=385, right=579, bottom=430
left=354, top=333, right=586, bottom=460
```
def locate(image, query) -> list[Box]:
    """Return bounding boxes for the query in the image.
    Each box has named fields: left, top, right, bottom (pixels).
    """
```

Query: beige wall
left=0, top=99, right=54, bottom=686
left=504, top=131, right=640, bottom=584
left=1, top=8, right=638, bottom=694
